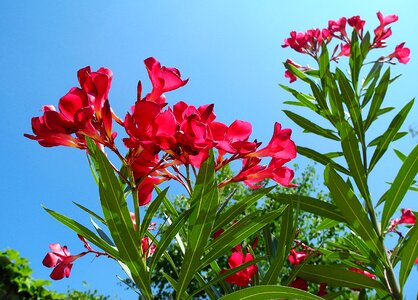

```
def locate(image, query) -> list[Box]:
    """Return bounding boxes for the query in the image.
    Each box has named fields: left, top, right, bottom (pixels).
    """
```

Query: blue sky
left=1, top=1, right=417, bottom=298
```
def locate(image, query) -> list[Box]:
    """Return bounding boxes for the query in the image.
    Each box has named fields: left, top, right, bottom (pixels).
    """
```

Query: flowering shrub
left=26, top=10, right=417, bottom=300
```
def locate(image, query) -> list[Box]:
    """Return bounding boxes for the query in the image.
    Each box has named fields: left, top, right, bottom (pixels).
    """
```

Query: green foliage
left=282, top=26, right=416, bottom=299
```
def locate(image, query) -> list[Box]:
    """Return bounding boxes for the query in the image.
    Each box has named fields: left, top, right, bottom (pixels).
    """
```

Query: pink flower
left=143, top=57, right=189, bottom=103
left=288, top=249, right=308, bottom=265
left=348, top=16, right=365, bottom=35
left=222, top=248, right=258, bottom=287
left=399, top=208, right=416, bottom=224
left=388, top=208, right=416, bottom=232
left=373, top=12, right=398, bottom=48
left=252, top=122, right=297, bottom=160
left=328, top=17, right=348, bottom=40
left=388, top=42, right=410, bottom=64
left=25, top=67, right=116, bottom=149
left=42, top=244, right=85, bottom=280
left=290, top=278, right=308, bottom=290
left=317, top=283, right=327, bottom=296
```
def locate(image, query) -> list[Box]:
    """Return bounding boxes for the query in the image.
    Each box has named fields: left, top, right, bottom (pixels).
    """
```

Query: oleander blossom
left=42, top=244, right=85, bottom=280
left=282, top=12, right=409, bottom=82
left=24, top=67, right=116, bottom=149
left=123, top=58, right=297, bottom=204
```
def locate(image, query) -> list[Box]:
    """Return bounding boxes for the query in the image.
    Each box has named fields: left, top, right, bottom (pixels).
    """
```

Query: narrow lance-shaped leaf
left=381, top=144, right=418, bottom=229
left=269, top=193, right=345, bottom=222
left=397, top=218, right=418, bottom=288
left=336, top=68, right=364, bottom=147
left=349, top=30, right=362, bottom=90
left=297, top=146, right=349, bottom=175
left=284, top=110, right=339, bottom=141
left=262, top=204, right=295, bottom=284
left=367, top=132, right=407, bottom=147
left=324, top=165, right=383, bottom=258
left=219, top=286, right=324, bottom=300
left=176, top=151, right=219, bottom=299
left=368, top=99, right=414, bottom=172
left=279, top=84, right=318, bottom=112
left=337, top=120, right=370, bottom=203
left=298, top=265, right=386, bottom=291
left=43, top=206, right=120, bottom=260
left=86, top=138, right=151, bottom=297
left=364, top=68, right=390, bottom=130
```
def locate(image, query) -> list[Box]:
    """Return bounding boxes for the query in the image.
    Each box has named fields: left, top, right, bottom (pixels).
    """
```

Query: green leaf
left=140, top=187, right=168, bottom=238
left=176, top=151, right=219, bottom=299
left=213, top=186, right=274, bottom=232
left=284, top=110, right=339, bottom=141
left=337, top=120, right=369, bottom=202
left=73, top=201, right=106, bottom=225
left=394, top=148, right=407, bottom=162
left=368, top=99, right=414, bottom=172
left=297, top=146, right=349, bottom=175
left=219, top=286, right=323, bottom=300
left=43, top=206, right=120, bottom=260
left=364, top=68, right=390, bottom=130
left=317, top=218, right=340, bottom=231
left=349, top=31, right=362, bottom=89
left=90, top=217, right=115, bottom=246
left=269, top=193, right=345, bottom=222
left=381, top=144, right=418, bottom=229
left=336, top=68, right=364, bottom=147
left=319, top=43, right=330, bottom=79
left=362, top=61, right=382, bottom=90
left=262, top=204, right=294, bottom=284
left=201, top=207, right=286, bottom=270
left=298, top=265, right=386, bottom=290
left=280, top=84, right=318, bottom=112
left=367, top=132, right=407, bottom=147
left=324, top=165, right=383, bottom=257
left=397, top=220, right=418, bottom=288
left=86, top=138, right=151, bottom=297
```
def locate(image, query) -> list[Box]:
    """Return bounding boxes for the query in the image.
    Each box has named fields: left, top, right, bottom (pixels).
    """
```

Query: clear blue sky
left=1, top=1, right=417, bottom=299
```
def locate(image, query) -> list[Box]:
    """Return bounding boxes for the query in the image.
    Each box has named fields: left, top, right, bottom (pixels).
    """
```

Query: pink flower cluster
left=26, top=58, right=297, bottom=206
left=282, top=12, right=410, bottom=83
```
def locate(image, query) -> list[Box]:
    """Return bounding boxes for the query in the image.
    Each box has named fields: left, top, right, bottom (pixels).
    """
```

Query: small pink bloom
left=144, top=57, right=189, bottom=103
left=373, top=12, right=398, bottom=48
left=339, top=43, right=351, bottom=57
left=290, top=278, right=308, bottom=290
left=141, top=237, right=156, bottom=258
left=285, top=70, right=297, bottom=83
left=288, top=249, right=308, bottom=265
left=348, top=16, right=365, bottom=34
left=376, top=11, right=398, bottom=28
left=399, top=208, right=416, bottom=224
left=222, top=247, right=258, bottom=287
left=317, top=283, right=327, bottom=296
left=42, top=244, right=85, bottom=280
left=388, top=42, right=410, bottom=64
left=328, top=17, right=347, bottom=39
